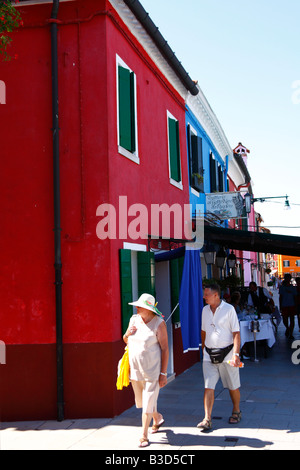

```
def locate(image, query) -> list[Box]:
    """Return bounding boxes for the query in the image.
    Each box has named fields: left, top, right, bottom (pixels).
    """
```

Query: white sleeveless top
left=128, top=314, right=164, bottom=382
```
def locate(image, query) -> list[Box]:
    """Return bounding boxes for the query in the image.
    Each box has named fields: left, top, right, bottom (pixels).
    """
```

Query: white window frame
left=167, top=110, right=183, bottom=190
left=116, top=55, right=139, bottom=164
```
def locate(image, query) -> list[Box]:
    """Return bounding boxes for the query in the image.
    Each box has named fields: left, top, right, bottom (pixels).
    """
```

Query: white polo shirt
left=201, top=300, right=240, bottom=362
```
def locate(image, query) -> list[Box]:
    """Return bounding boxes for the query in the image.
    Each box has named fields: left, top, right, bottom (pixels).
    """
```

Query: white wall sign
left=206, top=192, right=244, bottom=219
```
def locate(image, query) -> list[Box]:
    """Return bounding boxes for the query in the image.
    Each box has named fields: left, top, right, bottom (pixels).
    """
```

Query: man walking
left=197, top=284, right=241, bottom=431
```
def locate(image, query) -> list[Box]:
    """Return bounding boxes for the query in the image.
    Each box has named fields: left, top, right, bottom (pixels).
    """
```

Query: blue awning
left=154, top=246, right=185, bottom=262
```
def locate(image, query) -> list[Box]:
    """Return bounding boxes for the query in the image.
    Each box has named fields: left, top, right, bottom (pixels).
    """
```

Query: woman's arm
left=123, top=318, right=137, bottom=344
left=157, top=321, right=169, bottom=388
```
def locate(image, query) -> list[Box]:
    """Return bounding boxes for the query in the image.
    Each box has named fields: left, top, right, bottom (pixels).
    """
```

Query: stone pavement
left=1, top=290, right=300, bottom=451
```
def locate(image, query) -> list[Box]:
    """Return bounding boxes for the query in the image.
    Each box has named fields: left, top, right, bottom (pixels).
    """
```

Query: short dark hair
left=205, top=283, right=220, bottom=297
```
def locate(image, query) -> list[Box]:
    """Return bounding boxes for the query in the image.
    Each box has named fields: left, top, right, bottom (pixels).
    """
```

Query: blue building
left=185, top=87, right=232, bottom=221
left=185, top=87, right=234, bottom=280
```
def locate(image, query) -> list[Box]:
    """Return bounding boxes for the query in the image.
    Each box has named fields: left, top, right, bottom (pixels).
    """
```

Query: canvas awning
left=204, top=225, right=300, bottom=257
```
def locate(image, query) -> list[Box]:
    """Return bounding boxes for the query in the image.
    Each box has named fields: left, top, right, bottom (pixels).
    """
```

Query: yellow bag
left=116, top=346, right=130, bottom=390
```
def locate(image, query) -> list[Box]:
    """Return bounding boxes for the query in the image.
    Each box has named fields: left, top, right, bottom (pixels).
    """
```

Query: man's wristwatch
left=160, top=372, right=167, bottom=376
left=233, top=353, right=240, bottom=357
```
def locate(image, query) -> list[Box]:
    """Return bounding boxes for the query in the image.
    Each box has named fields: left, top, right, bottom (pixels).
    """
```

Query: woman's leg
left=141, top=381, right=160, bottom=441
left=152, top=411, right=164, bottom=426
left=142, top=412, right=153, bottom=440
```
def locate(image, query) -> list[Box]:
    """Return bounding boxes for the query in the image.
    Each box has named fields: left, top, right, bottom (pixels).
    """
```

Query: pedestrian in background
left=198, top=284, right=241, bottom=431
left=231, top=291, right=242, bottom=315
left=123, top=293, right=169, bottom=448
left=247, top=281, right=272, bottom=314
left=279, top=273, right=297, bottom=339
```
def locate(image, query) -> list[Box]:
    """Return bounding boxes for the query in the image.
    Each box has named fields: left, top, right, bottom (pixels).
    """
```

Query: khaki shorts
left=131, top=380, right=160, bottom=414
left=203, top=360, right=241, bottom=390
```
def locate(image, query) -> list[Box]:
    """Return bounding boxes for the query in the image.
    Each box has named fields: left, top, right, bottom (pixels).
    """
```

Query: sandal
left=151, top=419, right=165, bottom=434
left=138, top=437, right=149, bottom=448
left=229, top=411, right=242, bottom=424
left=197, top=418, right=212, bottom=431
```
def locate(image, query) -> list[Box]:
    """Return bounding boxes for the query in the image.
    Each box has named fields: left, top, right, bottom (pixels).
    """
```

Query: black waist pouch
left=205, top=344, right=233, bottom=364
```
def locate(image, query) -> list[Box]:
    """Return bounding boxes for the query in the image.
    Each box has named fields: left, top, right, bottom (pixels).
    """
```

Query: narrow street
left=1, top=289, right=300, bottom=450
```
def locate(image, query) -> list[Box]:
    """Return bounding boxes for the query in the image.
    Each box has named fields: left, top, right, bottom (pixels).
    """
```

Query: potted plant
left=191, top=172, right=204, bottom=192
left=0, top=0, right=23, bottom=61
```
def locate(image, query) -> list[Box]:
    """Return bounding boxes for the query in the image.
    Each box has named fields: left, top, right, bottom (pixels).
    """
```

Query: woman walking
left=123, top=293, right=169, bottom=448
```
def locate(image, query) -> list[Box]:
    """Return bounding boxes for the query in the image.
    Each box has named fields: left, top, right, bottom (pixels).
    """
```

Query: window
left=283, top=260, right=290, bottom=267
left=209, top=152, right=225, bottom=192
left=218, top=164, right=224, bottom=192
left=187, top=124, right=204, bottom=193
left=241, top=206, right=248, bottom=231
left=209, top=153, right=217, bottom=192
left=167, top=112, right=182, bottom=189
left=296, top=260, right=300, bottom=267
left=119, top=249, right=155, bottom=335
left=117, top=56, right=139, bottom=163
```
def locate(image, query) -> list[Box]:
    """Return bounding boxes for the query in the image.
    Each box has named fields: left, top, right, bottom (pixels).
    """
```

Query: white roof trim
left=108, top=0, right=188, bottom=100
left=186, top=86, right=233, bottom=164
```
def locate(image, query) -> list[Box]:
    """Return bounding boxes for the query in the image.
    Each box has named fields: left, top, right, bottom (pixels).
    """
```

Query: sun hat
left=129, top=293, right=163, bottom=317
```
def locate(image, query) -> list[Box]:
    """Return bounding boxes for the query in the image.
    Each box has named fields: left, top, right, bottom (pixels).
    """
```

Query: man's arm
left=201, top=330, right=206, bottom=352
left=231, top=331, right=241, bottom=367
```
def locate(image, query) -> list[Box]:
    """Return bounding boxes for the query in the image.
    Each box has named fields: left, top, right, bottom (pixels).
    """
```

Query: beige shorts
left=203, top=360, right=241, bottom=390
left=131, top=380, right=160, bottom=414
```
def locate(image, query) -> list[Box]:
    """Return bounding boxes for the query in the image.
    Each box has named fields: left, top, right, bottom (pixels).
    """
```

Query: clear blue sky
left=141, top=0, right=300, bottom=237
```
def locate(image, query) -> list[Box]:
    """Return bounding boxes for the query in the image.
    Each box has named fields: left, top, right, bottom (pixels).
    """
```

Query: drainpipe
left=50, top=0, right=64, bottom=422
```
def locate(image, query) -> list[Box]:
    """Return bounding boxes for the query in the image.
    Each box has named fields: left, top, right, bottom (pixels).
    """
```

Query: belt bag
left=205, top=344, right=233, bottom=364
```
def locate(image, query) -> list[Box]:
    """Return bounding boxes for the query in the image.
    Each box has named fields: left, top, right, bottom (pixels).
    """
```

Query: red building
left=0, top=0, right=199, bottom=420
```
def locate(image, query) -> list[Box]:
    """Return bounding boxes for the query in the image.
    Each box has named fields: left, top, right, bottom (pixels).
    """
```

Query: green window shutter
left=168, top=117, right=181, bottom=182
left=119, top=249, right=133, bottom=335
left=118, top=65, right=136, bottom=153
left=170, top=257, right=184, bottom=324
left=187, top=125, right=193, bottom=184
left=210, top=153, right=217, bottom=192
left=218, top=165, right=224, bottom=192
left=137, top=251, right=156, bottom=298
left=191, top=135, right=199, bottom=175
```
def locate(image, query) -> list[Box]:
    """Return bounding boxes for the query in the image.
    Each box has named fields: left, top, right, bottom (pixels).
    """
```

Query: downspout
left=50, top=0, right=64, bottom=422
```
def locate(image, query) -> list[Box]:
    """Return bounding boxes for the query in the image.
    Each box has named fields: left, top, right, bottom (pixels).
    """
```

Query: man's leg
left=198, top=361, right=219, bottom=429
left=203, top=388, right=215, bottom=420
left=229, top=388, right=240, bottom=413
left=228, top=388, right=241, bottom=423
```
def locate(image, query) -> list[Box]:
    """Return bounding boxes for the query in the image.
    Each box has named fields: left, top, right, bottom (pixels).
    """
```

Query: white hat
left=129, top=293, right=163, bottom=317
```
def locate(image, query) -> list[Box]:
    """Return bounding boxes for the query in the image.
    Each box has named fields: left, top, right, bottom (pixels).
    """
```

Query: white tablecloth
left=239, top=318, right=276, bottom=348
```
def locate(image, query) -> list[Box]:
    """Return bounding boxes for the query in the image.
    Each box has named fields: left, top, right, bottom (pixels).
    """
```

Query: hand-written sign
left=206, top=192, right=244, bottom=219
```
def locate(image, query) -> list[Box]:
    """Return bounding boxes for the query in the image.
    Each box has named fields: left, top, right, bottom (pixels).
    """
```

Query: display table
left=239, top=316, right=276, bottom=349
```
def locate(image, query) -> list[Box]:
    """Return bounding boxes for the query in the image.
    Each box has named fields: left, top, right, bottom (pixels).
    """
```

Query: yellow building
left=278, top=255, right=300, bottom=279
